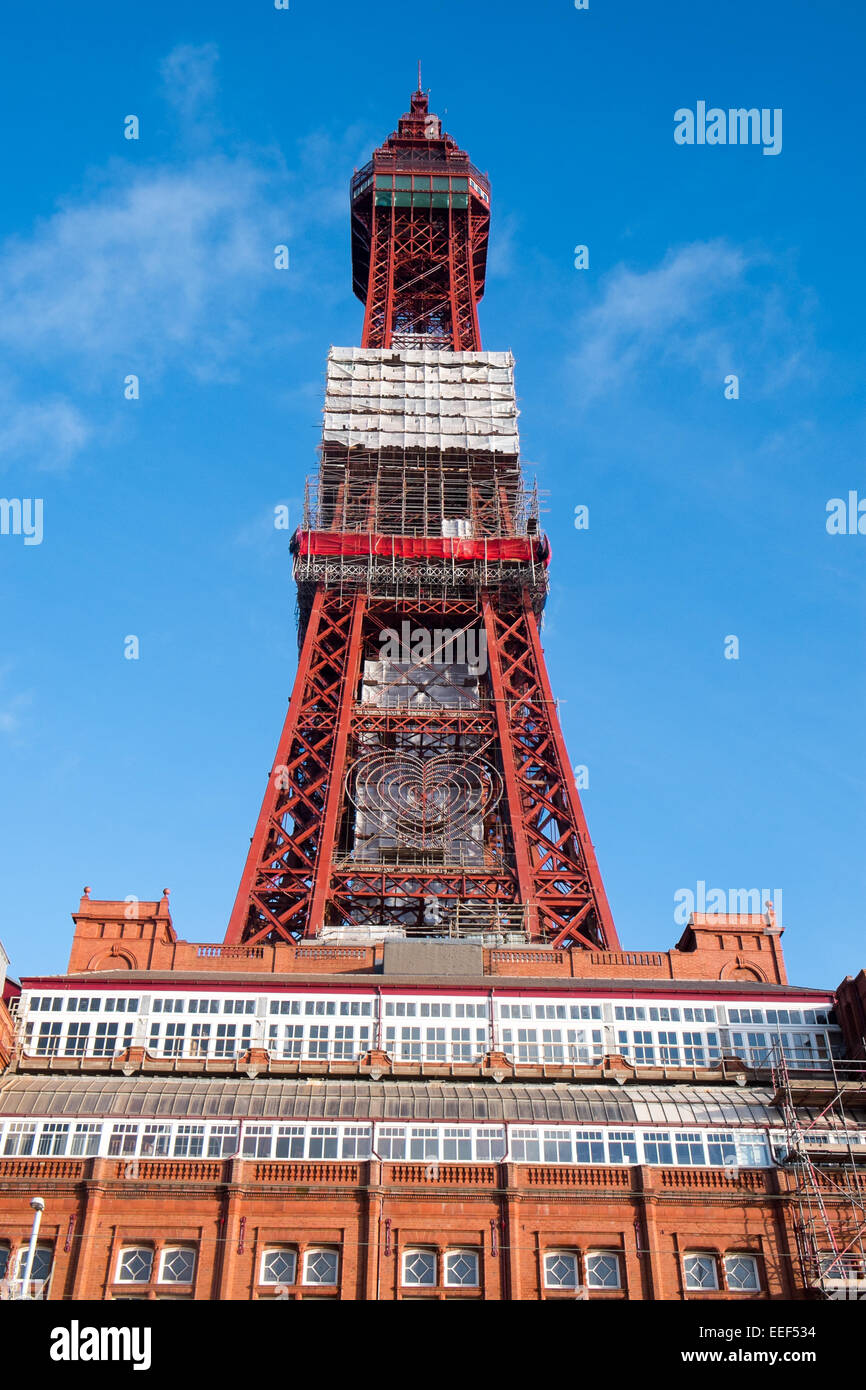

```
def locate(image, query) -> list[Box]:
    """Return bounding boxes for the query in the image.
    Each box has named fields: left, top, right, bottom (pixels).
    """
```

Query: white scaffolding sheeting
left=324, top=347, right=520, bottom=453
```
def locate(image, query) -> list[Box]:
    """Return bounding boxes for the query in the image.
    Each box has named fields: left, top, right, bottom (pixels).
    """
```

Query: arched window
left=683, top=1253, right=719, bottom=1291
left=158, top=1247, right=196, bottom=1284
left=585, top=1252, right=621, bottom=1289
left=724, top=1253, right=760, bottom=1291
left=302, top=1248, right=339, bottom=1286
left=116, top=1247, right=154, bottom=1284
left=402, top=1249, right=437, bottom=1286
left=15, top=1244, right=53, bottom=1287
left=543, top=1251, right=579, bottom=1290
left=443, top=1250, right=479, bottom=1287
left=260, top=1249, right=298, bottom=1286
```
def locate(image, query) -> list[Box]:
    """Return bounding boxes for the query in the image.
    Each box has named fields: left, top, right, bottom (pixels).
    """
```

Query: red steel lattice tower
left=225, top=84, right=619, bottom=951
left=351, top=77, right=489, bottom=350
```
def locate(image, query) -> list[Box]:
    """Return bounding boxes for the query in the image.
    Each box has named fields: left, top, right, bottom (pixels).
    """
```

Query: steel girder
left=361, top=203, right=484, bottom=351
left=226, top=584, right=618, bottom=949
left=480, top=592, right=620, bottom=950
left=224, top=590, right=366, bottom=946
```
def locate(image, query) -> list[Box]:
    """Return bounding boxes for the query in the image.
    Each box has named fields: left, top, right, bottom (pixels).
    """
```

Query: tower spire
left=350, top=87, right=489, bottom=350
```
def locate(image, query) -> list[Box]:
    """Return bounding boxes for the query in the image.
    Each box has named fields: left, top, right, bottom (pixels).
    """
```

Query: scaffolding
left=305, top=450, right=540, bottom=540
left=309, top=346, right=535, bottom=540
left=772, top=1045, right=866, bottom=1297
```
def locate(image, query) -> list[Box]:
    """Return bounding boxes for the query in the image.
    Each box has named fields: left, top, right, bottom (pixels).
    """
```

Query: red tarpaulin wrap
left=295, top=530, right=550, bottom=566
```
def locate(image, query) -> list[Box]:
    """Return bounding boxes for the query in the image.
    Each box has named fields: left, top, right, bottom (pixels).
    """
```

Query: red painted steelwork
left=226, top=88, right=618, bottom=950
left=228, top=584, right=618, bottom=948
left=225, top=590, right=367, bottom=946
left=481, top=593, right=619, bottom=949
left=351, top=85, right=489, bottom=350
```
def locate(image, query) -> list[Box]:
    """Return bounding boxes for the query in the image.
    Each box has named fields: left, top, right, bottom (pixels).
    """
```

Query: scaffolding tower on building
left=773, top=1046, right=866, bottom=1298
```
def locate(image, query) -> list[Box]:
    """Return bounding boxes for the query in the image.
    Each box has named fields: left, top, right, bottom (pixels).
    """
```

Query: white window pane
left=684, top=1254, right=718, bottom=1290
left=402, top=1250, right=436, bottom=1286
left=724, top=1254, right=759, bottom=1291
left=261, top=1249, right=297, bottom=1285
left=444, top=1250, right=479, bottom=1287
left=304, top=1249, right=339, bottom=1285
left=544, top=1252, right=578, bottom=1289
left=586, top=1252, right=620, bottom=1289
left=159, top=1248, right=196, bottom=1284
left=117, top=1248, right=153, bottom=1283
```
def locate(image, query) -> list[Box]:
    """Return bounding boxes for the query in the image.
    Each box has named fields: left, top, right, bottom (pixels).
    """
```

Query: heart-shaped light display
left=348, top=751, right=502, bottom=851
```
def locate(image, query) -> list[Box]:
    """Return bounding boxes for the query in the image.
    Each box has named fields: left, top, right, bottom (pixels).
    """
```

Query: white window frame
left=206, top=1124, right=239, bottom=1159
left=543, top=1250, right=580, bottom=1290
left=242, top=1125, right=273, bottom=1159
left=70, top=1123, right=102, bottom=1157
left=443, top=1249, right=480, bottom=1288
left=172, top=1125, right=204, bottom=1159
left=377, top=1126, right=406, bottom=1160
left=683, top=1252, right=719, bottom=1291
left=116, top=1247, right=154, bottom=1284
left=157, top=1246, right=196, bottom=1285
left=3, top=1123, right=37, bottom=1157
left=108, top=1123, right=139, bottom=1158
left=15, top=1243, right=53, bottom=1284
left=274, top=1125, right=305, bottom=1160
left=402, top=1248, right=437, bottom=1287
left=140, top=1124, right=170, bottom=1158
left=307, top=1125, right=339, bottom=1159
left=260, top=1248, right=298, bottom=1286
left=724, top=1253, right=760, bottom=1291
left=302, top=1247, right=340, bottom=1286
left=585, top=1251, right=621, bottom=1289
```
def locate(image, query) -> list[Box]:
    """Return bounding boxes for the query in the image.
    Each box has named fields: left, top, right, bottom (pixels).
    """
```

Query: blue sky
left=0, top=0, right=863, bottom=989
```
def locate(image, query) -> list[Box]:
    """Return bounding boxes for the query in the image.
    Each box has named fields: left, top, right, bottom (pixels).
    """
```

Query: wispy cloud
left=0, top=683, right=30, bottom=738
left=0, top=157, right=285, bottom=374
left=0, top=396, right=91, bottom=469
left=0, top=42, right=311, bottom=472
left=160, top=42, right=220, bottom=128
left=570, top=240, right=813, bottom=402
left=487, top=210, right=519, bottom=279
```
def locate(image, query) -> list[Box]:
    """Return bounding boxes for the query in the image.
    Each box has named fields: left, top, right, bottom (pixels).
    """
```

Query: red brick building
left=1, top=898, right=864, bottom=1301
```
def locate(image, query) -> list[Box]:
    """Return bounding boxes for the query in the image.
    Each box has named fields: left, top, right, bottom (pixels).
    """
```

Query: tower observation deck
left=351, top=82, right=490, bottom=351
left=226, top=84, right=618, bottom=952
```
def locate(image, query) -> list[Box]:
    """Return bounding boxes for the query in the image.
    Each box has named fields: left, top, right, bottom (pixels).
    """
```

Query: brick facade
left=1, top=901, right=863, bottom=1302
left=65, top=894, right=788, bottom=985
left=0, top=1154, right=859, bottom=1300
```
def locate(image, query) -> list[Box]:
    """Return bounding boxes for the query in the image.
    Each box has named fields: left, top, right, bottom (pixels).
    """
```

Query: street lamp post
left=18, top=1196, right=45, bottom=1299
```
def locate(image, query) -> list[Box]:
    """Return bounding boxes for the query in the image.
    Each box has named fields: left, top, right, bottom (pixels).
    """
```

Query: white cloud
left=486, top=211, right=519, bottom=279
left=0, top=688, right=30, bottom=738
left=0, top=397, right=91, bottom=469
left=0, top=156, right=284, bottom=373
left=0, top=44, right=376, bottom=473
left=160, top=42, right=220, bottom=126
left=0, top=41, right=318, bottom=471
left=570, top=240, right=810, bottom=401
left=0, top=150, right=294, bottom=469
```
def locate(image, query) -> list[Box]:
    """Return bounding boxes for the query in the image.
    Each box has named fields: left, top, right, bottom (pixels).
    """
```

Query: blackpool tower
left=225, top=82, right=619, bottom=952
left=2, top=78, right=863, bottom=1313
